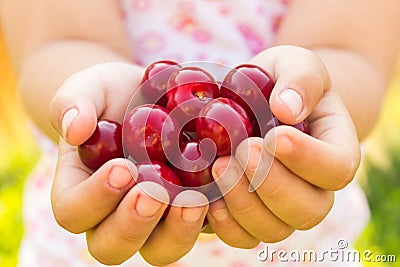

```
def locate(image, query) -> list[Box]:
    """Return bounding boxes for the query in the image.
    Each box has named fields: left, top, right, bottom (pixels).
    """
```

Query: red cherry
left=262, top=116, right=310, bottom=135
left=78, top=120, right=124, bottom=170
left=220, top=63, right=274, bottom=114
left=220, top=64, right=274, bottom=137
left=293, top=120, right=310, bottom=134
left=136, top=160, right=182, bottom=219
left=196, top=97, right=253, bottom=156
left=140, top=60, right=181, bottom=107
left=122, top=104, right=181, bottom=163
left=277, top=118, right=310, bottom=135
left=171, top=139, right=215, bottom=188
left=166, top=66, right=219, bottom=131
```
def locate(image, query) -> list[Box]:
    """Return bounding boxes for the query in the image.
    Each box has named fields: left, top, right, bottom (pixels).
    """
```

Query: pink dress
left=18, top=1, right=370, bottom=266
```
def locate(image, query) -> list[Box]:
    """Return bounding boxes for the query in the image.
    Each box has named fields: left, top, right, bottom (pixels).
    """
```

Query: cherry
left=78, top=120, right=124, bottom=170
left=170, top=139, right=215, bottom=188
left=140, top=60, right=181, bottom=107
left=220, top=64, right=275, bottom=137
left=166, top=66, right=219, bottom=131
left=136, top=160, right=182, bottom=219
left=123, top=104, right=181, bottom=163
left=296, top=120, right=310, bottom=134
left=262, top=116, right=310, bottom=135
left=278, top=118, right=310, bottom=135
left=220, top=63, right=274, bottom=116
left=196, top=97, right=253, bottom=156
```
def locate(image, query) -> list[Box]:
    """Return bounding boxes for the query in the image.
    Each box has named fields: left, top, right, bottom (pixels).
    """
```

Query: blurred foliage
left=0, top=152, right=38, bottom=267
left=355, top=62, right=400, bottom=267
left=0, top=30, right=39, bottom=267
left=357, top=152, right=400, bottom=267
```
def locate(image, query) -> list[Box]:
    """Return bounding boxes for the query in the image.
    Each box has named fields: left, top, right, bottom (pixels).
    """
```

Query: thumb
left=49, top=69, right=105, bottom=146
left=251, top=45, right=331, bottom=124
left=49, top=63, right=145, bottom=146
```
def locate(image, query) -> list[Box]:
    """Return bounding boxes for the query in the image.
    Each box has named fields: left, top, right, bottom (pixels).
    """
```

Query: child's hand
left=207, top=46, right=361, bottom=248
left=49, top=63, right=209, bottom=265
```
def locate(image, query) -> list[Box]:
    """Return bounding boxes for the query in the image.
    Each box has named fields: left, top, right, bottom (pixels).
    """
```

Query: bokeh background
left=1, top=29, right=400, bottom=266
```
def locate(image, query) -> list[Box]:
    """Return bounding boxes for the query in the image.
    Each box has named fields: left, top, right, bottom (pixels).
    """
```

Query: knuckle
left=141, top=253, right=173, bottom=267
left=259, top=225, right=294, bottom=243
left=168, top=228, right=197, bottom=249
left=87, top=242, right=125, bottom=266
left=329, top=158, right=360, bottom=191
left=231, top=200, right=256, bottom=216
left=296, top=191, right=334, bottom=230
left=261, top=176, right=283, bottom=201
left=141, top=242, right=188, bottom=266
left=52, top=201, right=85, bottom=234
left=296, top=215, right=324, bottom=230
left=114, top=212, right=155, bottom=246
left=330, top=174, right=353, bottom=191
left=222, top=235, right=260, bottom=249
left=236, top=210, right=293, bottom=243
left=116, top=223, right=146, bottom=245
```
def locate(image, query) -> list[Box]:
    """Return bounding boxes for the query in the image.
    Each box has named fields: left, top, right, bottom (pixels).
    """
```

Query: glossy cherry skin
left=220, top=64, right=274, bottom=115
left=136, top=160, right=182, bottom=219
left=140, top=60, right=181, bottom=107
left=78, top=120, right=124, bottom=170
left=171, top=139, right=215, bottom=188
left=123, top=104, right=182, bottom=163
left=166, top=66, right=219, bottom=131
left=220, top=64, right=274, bottom=137
left=196, top=97, right=253, bottom=156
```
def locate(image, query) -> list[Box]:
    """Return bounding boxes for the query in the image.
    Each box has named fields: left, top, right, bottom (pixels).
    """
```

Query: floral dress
left=18, top=1, right=370, bottom=266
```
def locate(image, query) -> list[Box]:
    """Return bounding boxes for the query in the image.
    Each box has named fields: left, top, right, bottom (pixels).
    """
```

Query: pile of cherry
left=78, top=60, right=309, bottom=213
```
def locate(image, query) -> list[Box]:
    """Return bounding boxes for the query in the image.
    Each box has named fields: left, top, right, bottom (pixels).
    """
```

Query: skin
left=1, top=0, right=400, bottom=265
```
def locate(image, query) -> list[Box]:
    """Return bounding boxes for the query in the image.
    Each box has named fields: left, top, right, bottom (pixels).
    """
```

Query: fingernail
left=236, top=145, right=262, bottom=171
left=62, top=108, right=78, bottom=139
left=109, top=166, right=133, bottom=189
left=212, top=164, right=232, bottom=188
left=212, top=165, right=226, bottom=179
left=210, top=208, right=229, bottom=223
left=278, top=89, right=303, bottom=118
left=212, top=162, right=239, bottom=189
left=182, top=207, right=205, bottom=223
left=135, top=193, right=163, bottom=217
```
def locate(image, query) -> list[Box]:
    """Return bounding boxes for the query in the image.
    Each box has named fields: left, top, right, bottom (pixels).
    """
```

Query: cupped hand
left=207, top=45, right=361, bottom=248
left=49, top=63, right=208, bottom=265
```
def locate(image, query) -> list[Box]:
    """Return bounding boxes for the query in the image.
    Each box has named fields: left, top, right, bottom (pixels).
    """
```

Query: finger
left=49, top=63, right=144, bottom=145
left=140, top=190, right=208, bottom=266
left=207, top=198, right=259, bottom=249
left=51, top=139, right=137, bottom=233
left=235, top=138, right=334, bottom=229
left=212, top=156, right=294, bottom=243
left=86, top=182, right=169, bottom=266
left=264, top=91, right=361, bottom=190
left=251, top=45, right=330, bottom=124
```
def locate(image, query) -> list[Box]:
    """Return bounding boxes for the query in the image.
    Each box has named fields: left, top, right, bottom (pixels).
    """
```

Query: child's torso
left=120, top=0, right=288, bottom=66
